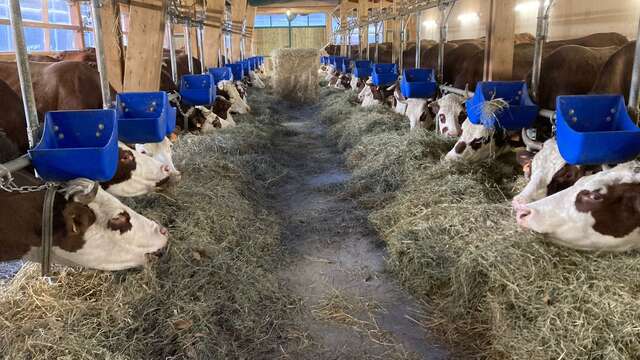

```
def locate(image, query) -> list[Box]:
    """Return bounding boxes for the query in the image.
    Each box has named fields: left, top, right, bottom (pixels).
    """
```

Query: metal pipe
left=90, top=0, right=111, bottom=108
left=366, top=25, right=370, bottom=60
left=167, top=20, right=178, bottom=84
left=415, top=10, right=421, bottom=68
left=0, top=155, right=31, bottom=178
left=347, top=29, right=351, bottom=58
left=437, top=4, right=452, bottom=84
left=399, top=17, right=404, bottom=73
left=184, top=21, right=194, bottom=73
left=531, top=1, right=553, bottom=102
left=629, top=17, right=640, bottom=113
left=9, top=0, right=40, bottom=147
left=197, top=24, right=206, bottom=73
left=375, top=22, right=380, bottom=63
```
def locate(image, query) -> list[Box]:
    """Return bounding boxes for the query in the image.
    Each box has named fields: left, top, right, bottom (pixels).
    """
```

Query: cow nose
left=516, top=208, right=532, bottom=227
left=159, top=226, right=169, bottom=236
left=438, top=114, right=446, bottom=123
left=161, top=165, right=171, bottom=174
left=447, top=129, right=461, bottom=137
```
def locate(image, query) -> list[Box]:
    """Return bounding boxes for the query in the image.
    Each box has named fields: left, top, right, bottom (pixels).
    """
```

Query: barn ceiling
left=248, top=0, right=337, bottom=7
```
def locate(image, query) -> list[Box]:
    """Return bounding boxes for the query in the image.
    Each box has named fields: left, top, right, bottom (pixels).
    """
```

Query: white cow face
left=405, top=98, right=433, bottom=130
left=136, top=137, right=181, bottom=185
left=431, top=93, right=465, bottom=137
left=102, top=143, right=172, bottom=197
left=45, top=179, right=169, bottom=270
left=249, top=70, right=265, bottom=88
left=218, top=80, right=250, bottom=114
left=516, top=161, right=640, bottom=252
left=444, top=119, right=510, bottom=162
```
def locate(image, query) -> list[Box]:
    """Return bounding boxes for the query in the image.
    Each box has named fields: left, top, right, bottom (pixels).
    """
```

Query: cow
left=0, top=61, right=179, bottom=195
left=217, top=80, right=250, bottom=114
left=350, top=76, right=366, bottom=92
left=515, top=161, right=640, bottom=252
left=360, top=79, right=395, bottom=108
left=0, top=135, right=169, bottom=270
left=249, top=70, right=266, bottom=88
left=591, top=41, right=636, bottom=103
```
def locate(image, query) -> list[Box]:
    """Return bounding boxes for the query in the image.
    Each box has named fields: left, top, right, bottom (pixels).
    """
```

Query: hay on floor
left=320, top=89, right=640, bottom=359
left=271, top=48, right=319, bottom=104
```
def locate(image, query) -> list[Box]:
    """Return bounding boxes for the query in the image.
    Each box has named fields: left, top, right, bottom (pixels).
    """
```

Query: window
left=0, top=1, right=87, bottom=52
left=255, top=12, right=327, bottom=28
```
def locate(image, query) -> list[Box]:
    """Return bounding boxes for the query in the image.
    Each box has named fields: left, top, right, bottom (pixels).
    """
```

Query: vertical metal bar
left=9, top=0, right=40, bottom=147
left=347, top=28, right=351, bottom=58
left=167, top=20, right=178, bottom=84
left=415, top=10, right=421, bottom=68
left=197, top=24, right=206, bottom=73
left=437, top=3, right=453, bottom=83
left=90, top=0, right=111, bottom=108
left=531, top=1, right=551, bottom=102
left=629, top=17, right=640, bottom=113
left=375, top=23, right=380, bottom=63
left=399, top=17, right=405, bottom=73
left=184, top=21, right=194, bottom=73
left=366, top=25, right=370, bottom=60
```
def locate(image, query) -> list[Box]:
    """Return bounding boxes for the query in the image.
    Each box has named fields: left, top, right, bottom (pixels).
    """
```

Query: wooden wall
left=254, top=27, right=325, bottom=56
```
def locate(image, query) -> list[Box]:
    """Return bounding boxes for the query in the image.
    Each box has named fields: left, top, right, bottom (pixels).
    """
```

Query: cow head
left=212, top=95, right=233, bottom=120
left=431, top=93, right=466, bottom=137
left=218, top=80, right=250, bottom=114
left=101, top=143, right=172, bottom=197
left=336, top=74, right=351, bottom=89
left=444, top=119, right=510, bottom=162
left=405, top=98, right=433, bottom=130
left=370, top=84, right=395, bottom=108
left=350, top=76, right=365, bottom=91
left=135, top=137, right=182, bottom=185
left=50, top=179, right=169, bottom=270
left=249, top=70, right=266, bottom=88
left=516, top=161, right=640, bottom=251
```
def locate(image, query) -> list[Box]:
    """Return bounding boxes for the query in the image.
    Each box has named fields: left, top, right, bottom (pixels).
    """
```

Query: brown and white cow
left=516, top=161, right=640, bottom=252
left=217, top=80, right=250, bottom=114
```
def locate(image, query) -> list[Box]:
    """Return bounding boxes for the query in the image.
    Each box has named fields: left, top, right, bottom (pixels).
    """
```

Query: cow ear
left=458, top=109, right=467, bottom=124
left=516, top=150, right=535, bottom=167
left=63, top=202, right=96, bottom=237
left=427, top=101, right=439, bottom=117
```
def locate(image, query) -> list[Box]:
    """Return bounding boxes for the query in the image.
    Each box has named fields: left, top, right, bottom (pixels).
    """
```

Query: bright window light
left=422, top=20, right=437, bottom=29
left=457, top=12, right=479, bottom=23
left=514, top=1, right=550, bottom=13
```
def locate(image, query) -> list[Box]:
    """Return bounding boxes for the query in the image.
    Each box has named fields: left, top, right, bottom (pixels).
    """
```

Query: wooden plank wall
left=246, top=6, right=257, bottom=57
left=100, top=0, right=124, bottom=92
left=204, top=0, right=225, bottom=68
left=231, top=0, right=248, bottom=60
left=123, top=0, right=166, bottom=91
left=254, top=27, right=326, bottom=56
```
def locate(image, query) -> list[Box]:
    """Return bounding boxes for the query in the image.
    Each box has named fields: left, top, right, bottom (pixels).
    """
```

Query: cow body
left=591, top=41, right=636, bottom=102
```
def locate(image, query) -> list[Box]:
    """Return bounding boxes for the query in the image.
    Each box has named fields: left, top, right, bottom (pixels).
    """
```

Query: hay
left=322, top=89, right=640, bottom=359
left=271, top=48, right=319, bottom=104
left=0, top=89, right=301, bottom=359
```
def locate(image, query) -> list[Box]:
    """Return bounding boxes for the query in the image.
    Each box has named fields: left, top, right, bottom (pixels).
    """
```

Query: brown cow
left=0, top=78, right=27, bottom=152
left=591, top=41, right=635, bottom=103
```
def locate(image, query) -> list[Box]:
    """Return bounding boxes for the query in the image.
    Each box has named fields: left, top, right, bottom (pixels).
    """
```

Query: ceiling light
left=457, top=12, right=479, bottom=23
left=422, top=20, right=437, bottom=29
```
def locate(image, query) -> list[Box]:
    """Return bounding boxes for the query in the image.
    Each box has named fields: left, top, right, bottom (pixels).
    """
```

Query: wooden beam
left=358, top=0, right=368, bottom=58
left=325, top=10, right=332, bottom=43
left=339, top=0, right=347, bottom=55
left=123, top=0, right=166, bottom=91
left=483, top=0, right=516, bottom=81
left=231, top=0, right=248, bottom=60
left=257, top=6, right=334, bottom=14
left=246, top=6, right=257, bottom=57
left=204, top=0, right=225, bottom=67
left=100, top=0, right=125, bottom=92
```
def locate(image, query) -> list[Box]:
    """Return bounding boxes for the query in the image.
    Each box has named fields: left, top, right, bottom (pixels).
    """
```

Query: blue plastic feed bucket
left=209, top=67, right=232, bottom=84
left=116, top=92, right=169, bottom=143
left=466, top=81, right=539, bottom=130
left=180, top=74, right=216, bottom=106
left=29, top=109, right=118, bottom=182
left=341, top=59, right=351, bottom=74
left=240, top=61, right=250, bottom=76
left=165, top=98, right=177, bottom=135
left=353, top=60, right=372, bottom=79
left=225, top=63, right=243, bottom=80
left=371, top=63, right=397, bottom=86
left=556, top=95, right=640, bottom=165
left=400, top=68, right=437, bottom=99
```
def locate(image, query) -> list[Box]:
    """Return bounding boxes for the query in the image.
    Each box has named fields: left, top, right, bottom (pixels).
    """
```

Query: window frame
left=0, top=0, right=88, bottom=55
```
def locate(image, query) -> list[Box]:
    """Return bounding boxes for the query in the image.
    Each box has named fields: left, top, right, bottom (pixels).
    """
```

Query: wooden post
left=325, top=11, right=332, bottom=44
left=339, top=0, right=347, bottom=56
left=100, top=0, right=124, bottom=92
left=231, top=0, right=247, bottom=61
left=483, top=0, right=516, bottom=81
left=123, top=0, right=166, bottom=91
left=246, top=6, right=256, bottom=57
left=204, top=0, right=225, bottom=68
left=392, top=0, right=401, bottom=64
left=358, top=0, right=368, bottom=59
left=190, top=27, right=199, bottom=59
left=70, top=2, right=85, bottom=49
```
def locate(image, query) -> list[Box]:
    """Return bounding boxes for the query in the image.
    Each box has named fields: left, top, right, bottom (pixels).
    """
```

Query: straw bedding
left=0, top=90, right=300, bottom=359
left=271, top=48, right=319, bottom=104
left=320, top=87, right=640, bottom=359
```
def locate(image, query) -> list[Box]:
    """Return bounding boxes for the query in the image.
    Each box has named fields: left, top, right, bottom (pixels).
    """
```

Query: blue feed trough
left=180, top=74, right=215, bottom=106
left=240, top=61, right=250, bottom=76
left=29, top=109, right=118, bottom=182
left=334, top=57, right=346, bottom=72
left=225, top=63, right=243, bottom=80
left=209, top=67, right=232, bottom=85
left=400, top=68, right=437, bottom=99
left=258, top=56, right=264, bottom=66
left=116, top=92, right=170, bottom=143
left=466, top=81, right=539, bottom=130
left=166, top=105, right=176, bottom=135
left=353, top=60, right=372, bottom=79
left=556, top=95, right=640, bottom=165
left=371, top=63, right=398, bottom=86
left=320, top=56, right=329, bottom=65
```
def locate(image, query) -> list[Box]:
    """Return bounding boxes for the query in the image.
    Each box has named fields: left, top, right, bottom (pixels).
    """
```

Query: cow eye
left=140, top=150, right=147, bottom=154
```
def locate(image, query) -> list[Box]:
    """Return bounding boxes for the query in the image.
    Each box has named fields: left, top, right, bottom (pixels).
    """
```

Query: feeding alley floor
left=270, top=102, right=449, bottom=359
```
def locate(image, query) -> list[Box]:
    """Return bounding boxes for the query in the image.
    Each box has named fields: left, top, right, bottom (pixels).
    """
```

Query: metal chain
left=0, top=169, right=59, bottom=194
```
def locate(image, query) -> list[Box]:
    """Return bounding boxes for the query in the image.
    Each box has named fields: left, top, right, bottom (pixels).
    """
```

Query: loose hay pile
left=271, top=48, right=319, bottom=104
left=0, top=89, right=300, bottom=359
left=321, top=90, right=640, bottom=359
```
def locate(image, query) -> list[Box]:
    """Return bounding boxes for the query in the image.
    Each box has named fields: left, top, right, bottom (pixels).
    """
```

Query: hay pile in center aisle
left=320, top=89, right=640, bottom=359
left=271, top=48, right=319, bottom=104
left=0, top=89, right=302, bottom=360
